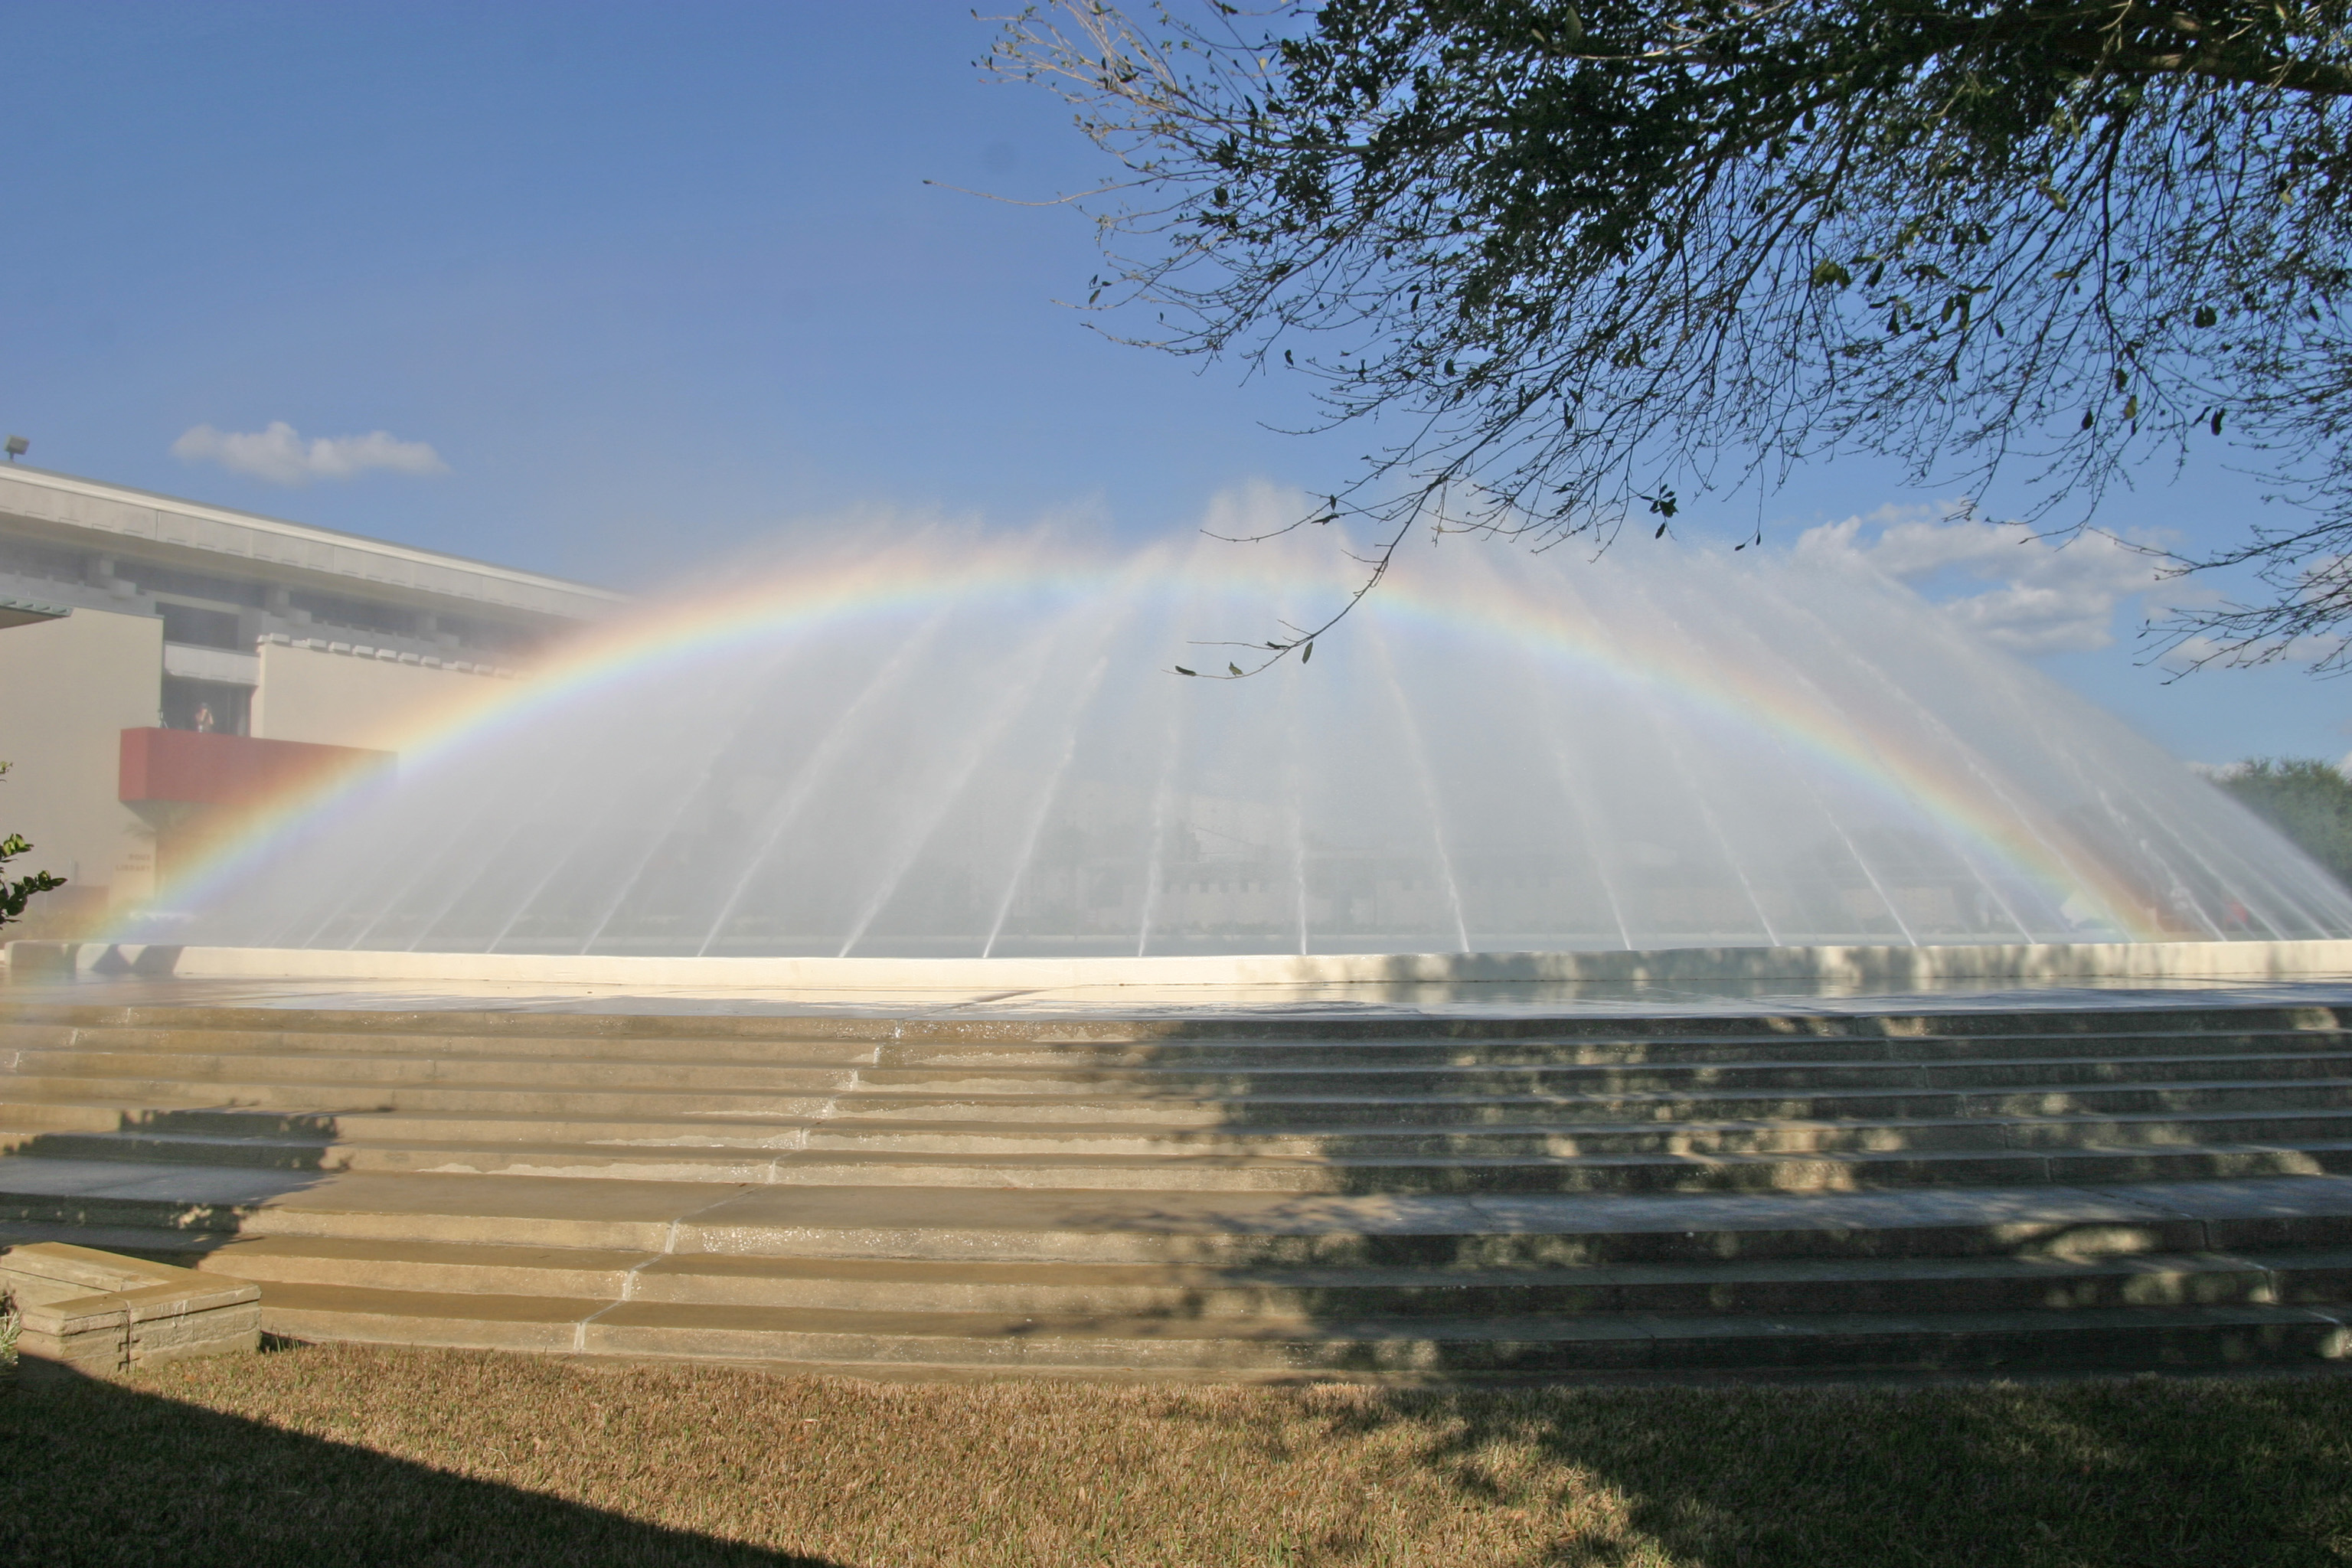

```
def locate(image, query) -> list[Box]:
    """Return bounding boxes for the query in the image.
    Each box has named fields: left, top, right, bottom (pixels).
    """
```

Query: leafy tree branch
left=988, top=1, right=2352, bottom=673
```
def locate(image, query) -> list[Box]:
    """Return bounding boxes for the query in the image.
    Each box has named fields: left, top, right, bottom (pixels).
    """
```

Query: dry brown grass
left=7, top=1343, right=2352, bottom=1566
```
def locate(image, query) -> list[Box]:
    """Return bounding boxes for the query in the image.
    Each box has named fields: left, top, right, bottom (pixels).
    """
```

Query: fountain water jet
left=984, top=648, right=1116, bottom=959
left=142, top=528, right=2352, bottom=960
left=1135, top=673, right=1188, bottom=958
left=835, top=615, right=1066, bottom=958
left=1367, top=619, right=1471, bottom=953
left=691, top=604, right=959, bottom=956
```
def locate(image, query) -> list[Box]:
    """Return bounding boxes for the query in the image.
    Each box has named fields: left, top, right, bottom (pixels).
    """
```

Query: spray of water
left=158, top=524, right=2352, bottom=957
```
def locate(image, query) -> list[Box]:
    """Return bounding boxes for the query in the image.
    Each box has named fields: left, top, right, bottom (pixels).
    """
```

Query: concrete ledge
left=2, top=942, right=77, bottom=982
left=11, top=938, right=2352, bottom=991
left=2, top=1242, right=260, bottom=1380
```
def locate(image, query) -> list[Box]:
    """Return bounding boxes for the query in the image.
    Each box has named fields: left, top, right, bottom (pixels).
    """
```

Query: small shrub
left=0, top=760, right=67, bottom=929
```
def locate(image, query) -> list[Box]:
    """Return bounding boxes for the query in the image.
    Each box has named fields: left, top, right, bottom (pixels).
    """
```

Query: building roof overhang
left=0, top=466, right=626, bottom=625
left=0, top=595, right=71, bottom=631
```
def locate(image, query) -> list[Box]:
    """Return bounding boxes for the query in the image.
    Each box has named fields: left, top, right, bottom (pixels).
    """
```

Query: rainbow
left=136, top=535, right=2176, bottom=944
left=1384, top=561, right=2171, bottom=939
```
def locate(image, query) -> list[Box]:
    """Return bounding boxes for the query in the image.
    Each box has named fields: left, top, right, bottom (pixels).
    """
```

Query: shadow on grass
left=0, top=1357, right=837, bottom=1568
left=1321, top=1377, right=2352, bottom=1568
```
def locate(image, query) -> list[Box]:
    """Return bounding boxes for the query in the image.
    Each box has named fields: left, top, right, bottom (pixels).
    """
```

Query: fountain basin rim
left=11, top=939, right=2352, bottom=991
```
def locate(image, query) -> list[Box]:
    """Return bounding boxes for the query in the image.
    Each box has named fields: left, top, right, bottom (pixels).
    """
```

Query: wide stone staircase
left=8, top=999, right=2352, bottom=1380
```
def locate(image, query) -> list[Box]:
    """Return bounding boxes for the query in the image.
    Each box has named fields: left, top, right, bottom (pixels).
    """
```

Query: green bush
left=2217, top=759, right=2352, bottom=885
left=0, top=760, right=66, bottom=929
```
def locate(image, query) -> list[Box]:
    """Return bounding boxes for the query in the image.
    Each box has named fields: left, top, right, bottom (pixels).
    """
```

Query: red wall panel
left=119, top=728, right=390, bottom=809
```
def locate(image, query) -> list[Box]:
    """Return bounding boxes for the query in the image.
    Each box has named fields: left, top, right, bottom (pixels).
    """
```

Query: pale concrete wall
left=18, top=937, right=2352, bottom=990
left=250, top=642, right=513, bottom=752
left=0, top=606, right=162, bottom=906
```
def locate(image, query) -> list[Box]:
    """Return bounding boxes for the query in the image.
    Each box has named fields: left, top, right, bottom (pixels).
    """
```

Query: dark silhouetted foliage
left=2219, top=757, right=2352, bottom=883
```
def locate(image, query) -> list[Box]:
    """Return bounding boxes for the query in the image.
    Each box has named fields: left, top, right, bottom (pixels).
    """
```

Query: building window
left=120, top=563, right=266, bottom=608
left=158, top=603, right=243, bottom=650
left=431, top=611, right=534, bottom=656
left=0, top=537, right=87, bottom=585
left=289, top=590, right=415, bottom=639
left=162, top=677, right=250, bottom=736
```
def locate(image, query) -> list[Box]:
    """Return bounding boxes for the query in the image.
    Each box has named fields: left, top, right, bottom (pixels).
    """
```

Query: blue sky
left=3, top=1, right=2344, bottom=764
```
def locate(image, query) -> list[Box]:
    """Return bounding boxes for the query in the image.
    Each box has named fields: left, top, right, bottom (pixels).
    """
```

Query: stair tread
left=250, top=1276, right=2350, bottom=1341
left=15, top=1075, right=2352, bottom=1117
left=13, top=1154, right=2352, bottom=1230
left=17, top=1127, right=2352, bottom=1194
left=163, top=1231, right=2344, bottom=1288
left=25, top=1128, right=2352, bottom=1159
left=20, top=1040, right=2262, bottom=1070
left=19, top=1044, right=2352, bottom=1075
left=26, top=1101, right=2352, bottom=1140
left=13, top=1001, right=2344, bottom=1039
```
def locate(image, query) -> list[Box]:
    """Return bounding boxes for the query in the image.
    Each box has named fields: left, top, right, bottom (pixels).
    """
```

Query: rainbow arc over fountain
left=136, top=530, right=2352, bottom=959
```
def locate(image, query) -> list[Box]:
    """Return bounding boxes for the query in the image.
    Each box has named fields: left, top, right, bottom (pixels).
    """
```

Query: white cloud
left=1793, top=505, right=2174, bottom=655
left=172, top=421, right=449, bottom=485
left=1200, top=476, right=1314, bottom=541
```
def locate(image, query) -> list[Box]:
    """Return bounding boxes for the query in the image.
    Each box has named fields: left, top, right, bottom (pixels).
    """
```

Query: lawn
left=5, top=1344, right=2350, bottom=1566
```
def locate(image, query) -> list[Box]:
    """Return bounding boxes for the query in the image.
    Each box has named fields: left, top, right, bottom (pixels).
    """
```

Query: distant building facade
left=0, top=466, right=622, bottom=925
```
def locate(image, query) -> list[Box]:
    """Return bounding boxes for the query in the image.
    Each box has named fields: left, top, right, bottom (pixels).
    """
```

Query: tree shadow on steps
left=0, top=1359, right=835, bottom=1568
left=113, top=1107, right=358, bottom=1171
left=0, top=1109, right=358, bottom=1254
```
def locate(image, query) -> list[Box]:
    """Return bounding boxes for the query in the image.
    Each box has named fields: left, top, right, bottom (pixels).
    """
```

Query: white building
left=0, top=465, right=622, bottom=926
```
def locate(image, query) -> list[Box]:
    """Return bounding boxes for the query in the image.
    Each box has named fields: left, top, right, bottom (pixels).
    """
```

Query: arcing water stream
left=154, top=528, right=2352, bottom=957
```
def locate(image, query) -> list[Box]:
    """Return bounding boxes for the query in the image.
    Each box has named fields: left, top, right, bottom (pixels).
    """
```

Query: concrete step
left=12, top=1124, right=2352, bottom=1192
left=16, top=1159, right=2352, bottom=1264
left=17, top=1041, right=2352, bottom=1098
left=13, top=1001, right=2345, bottom=1044
left=15, top=1070, right=2352, bottom=1132
left=31, top=1220, right=2352, bottom=1327
left=240, top=1278, right=2352, bottom=1377
left=14, top=998, right=2352, bottom=1378
left=126, top=1230, right=2352, bottom=1318
left=22, top=1101, right=2352, bottom=1164
left=14, top=1019, right=2352, bottom=1069
left=0, top=1075, right=844, bottom=1119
